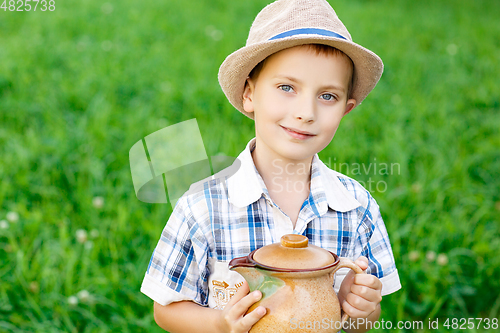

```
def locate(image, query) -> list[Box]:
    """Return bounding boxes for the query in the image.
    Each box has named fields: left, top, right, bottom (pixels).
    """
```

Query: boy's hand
left=338, top=256, right=382, bottom=319
left=217, top=281, right=266, bottom=333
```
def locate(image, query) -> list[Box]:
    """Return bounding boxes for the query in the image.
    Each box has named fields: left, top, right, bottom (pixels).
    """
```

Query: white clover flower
left=92, top=196, right=104, bottom=209
left=77, top=290, right=90, bottom=302
left=446, top=43, right=457, bottom=56
left=210, top=30, right=223, bottom=41
left=29, top=281, right=39, bottom=293
left=437, top=254, right=449, bottom=266
left=84, top=241, right=94, bottom=250
left=68, top=296, right=78, bottom=305
left=205, top=25, right=223, bottom=41
left=391, top=94, right=402, bottom=105
left=101, top=3, right=113, bottom=14
left=76, top=229, right=88, bottom=243
left=159, top=82, right=172, bottom=93
left=101, top=41, right=113, bottom=52
left=6, top=212, right=19, bottom=223
left=76, top=40, right=87, bottom=52
left=408, top=251, right=420, bottom=262
left=90, top=229, right=100, bottom=238
left=411, top=183, right=422, bottom=193
left=426, top=251, right=436, bottom=262
left=0, top=220, right=8, bottom=230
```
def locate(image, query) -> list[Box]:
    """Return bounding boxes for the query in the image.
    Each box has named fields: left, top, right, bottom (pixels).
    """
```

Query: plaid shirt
left=141, top=139, right=401, bottom=308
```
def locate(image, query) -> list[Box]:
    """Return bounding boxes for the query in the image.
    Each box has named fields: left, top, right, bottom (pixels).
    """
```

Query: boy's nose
left=293, top=97, right=316, bottom=123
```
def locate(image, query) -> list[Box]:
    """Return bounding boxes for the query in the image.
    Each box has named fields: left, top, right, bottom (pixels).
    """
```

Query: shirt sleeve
left=140, top=195, right=210, bottom=306
left=355, top=192, right=401, bottom=296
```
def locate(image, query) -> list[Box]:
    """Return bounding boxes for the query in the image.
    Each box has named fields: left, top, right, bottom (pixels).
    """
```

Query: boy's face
left=243, top=45, right=356, bottom=163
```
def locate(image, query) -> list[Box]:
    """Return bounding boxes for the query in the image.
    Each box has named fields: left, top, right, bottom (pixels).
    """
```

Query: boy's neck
left=251, top=140, right=313, bottom=184
left=251, top=139, right=313, bottom=226
left=252, top=144, right=313, bottom=228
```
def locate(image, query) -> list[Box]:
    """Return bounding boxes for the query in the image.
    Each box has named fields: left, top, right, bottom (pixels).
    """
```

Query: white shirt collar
left=227, top=138, right=361, bottom=212
left=227, top=139, right=265, bottom=208
left=314, top=155, right=362, bottom=212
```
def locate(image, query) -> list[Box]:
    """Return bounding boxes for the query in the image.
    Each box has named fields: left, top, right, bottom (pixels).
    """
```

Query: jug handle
left=331, top=257, right=365, bottom=327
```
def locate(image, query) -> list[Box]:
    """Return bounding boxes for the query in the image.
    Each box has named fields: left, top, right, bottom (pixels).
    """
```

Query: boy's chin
left=274, top=149, right=318, bottom=163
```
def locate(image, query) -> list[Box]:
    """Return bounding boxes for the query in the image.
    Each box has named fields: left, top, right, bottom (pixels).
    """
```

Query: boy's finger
left=353, top=274, right=382, bottom=290
left=230, top=290, right=262, bottom=318
left=225, top=281, right=250, bottom=308
left=341, top=299, right=366, bottom=319
left=239, top=305, right=267, bottom=330
left=350, top=283, right=382, bottom=304
left=343, top=292, right=378, bottom=318
left=354, top=256, right=368, bottom=271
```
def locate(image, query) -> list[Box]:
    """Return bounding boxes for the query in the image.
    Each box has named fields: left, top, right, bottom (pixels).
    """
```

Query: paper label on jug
left=208, top=258, right=246, bottom=309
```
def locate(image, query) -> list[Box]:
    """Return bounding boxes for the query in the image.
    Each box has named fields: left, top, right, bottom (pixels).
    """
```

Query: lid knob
left=280, top=234, right=308, bottom=248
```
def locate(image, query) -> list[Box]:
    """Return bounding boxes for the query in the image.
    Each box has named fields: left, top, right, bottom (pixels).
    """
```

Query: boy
left=141, top=0, right=401, bottom=332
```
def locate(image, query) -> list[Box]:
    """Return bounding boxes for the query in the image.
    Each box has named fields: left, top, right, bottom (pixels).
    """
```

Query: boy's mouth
left=280, top=125, right=316, bottom=140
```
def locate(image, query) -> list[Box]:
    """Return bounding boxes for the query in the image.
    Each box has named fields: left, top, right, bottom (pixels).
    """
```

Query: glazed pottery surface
left=229, top=234, right=363, bottom=333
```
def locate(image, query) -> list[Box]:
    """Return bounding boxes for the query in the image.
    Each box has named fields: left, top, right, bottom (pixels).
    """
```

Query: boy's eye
left=279, top=85, right=294, bottom=93
left=320, top=93, right=336, bottom=101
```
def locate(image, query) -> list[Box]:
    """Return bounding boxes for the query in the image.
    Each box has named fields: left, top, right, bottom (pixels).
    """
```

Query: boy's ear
left=343, top=98, right=356, bottom=116
left=242, top=78, right=255, bottom=114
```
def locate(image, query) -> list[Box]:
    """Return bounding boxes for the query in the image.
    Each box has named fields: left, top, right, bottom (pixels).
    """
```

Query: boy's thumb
left=355, top=256, right=369, bottom=271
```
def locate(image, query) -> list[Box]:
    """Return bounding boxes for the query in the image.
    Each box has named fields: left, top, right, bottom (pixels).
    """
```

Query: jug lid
left=252, top=234, right=337, bottom=270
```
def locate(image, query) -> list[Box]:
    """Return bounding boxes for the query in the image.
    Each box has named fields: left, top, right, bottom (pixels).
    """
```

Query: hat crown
left=247, top=0, right=352, bottom=46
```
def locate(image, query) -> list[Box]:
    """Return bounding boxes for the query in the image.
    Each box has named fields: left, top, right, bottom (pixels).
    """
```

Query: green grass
left=1, top=0, right=499, bottom=332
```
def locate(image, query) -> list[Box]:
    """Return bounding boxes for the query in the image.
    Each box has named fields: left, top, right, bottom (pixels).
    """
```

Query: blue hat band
left=269, top=28, right=347, bottom=41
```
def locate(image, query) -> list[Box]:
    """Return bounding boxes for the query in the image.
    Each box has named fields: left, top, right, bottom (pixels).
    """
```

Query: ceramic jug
left=228, top=234, right=364, bottom=333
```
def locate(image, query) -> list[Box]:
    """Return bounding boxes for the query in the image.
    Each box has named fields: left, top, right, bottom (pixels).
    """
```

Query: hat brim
left=218, top=35, right=383, bottom=119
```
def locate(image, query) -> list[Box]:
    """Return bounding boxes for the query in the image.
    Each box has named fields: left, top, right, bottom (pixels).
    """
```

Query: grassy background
left=1, top=0, right=499, bottom=332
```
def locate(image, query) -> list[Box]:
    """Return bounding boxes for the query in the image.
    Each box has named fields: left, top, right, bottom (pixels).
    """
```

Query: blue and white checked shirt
left=141, top=139, right=401, bottom=308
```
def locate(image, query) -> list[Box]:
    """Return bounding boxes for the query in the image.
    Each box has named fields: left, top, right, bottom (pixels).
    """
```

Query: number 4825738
left=1, top=0, right=55, bottom=11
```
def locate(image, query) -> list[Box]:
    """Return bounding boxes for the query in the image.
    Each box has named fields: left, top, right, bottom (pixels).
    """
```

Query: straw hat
left=218, top=0, right=383, bottom=119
